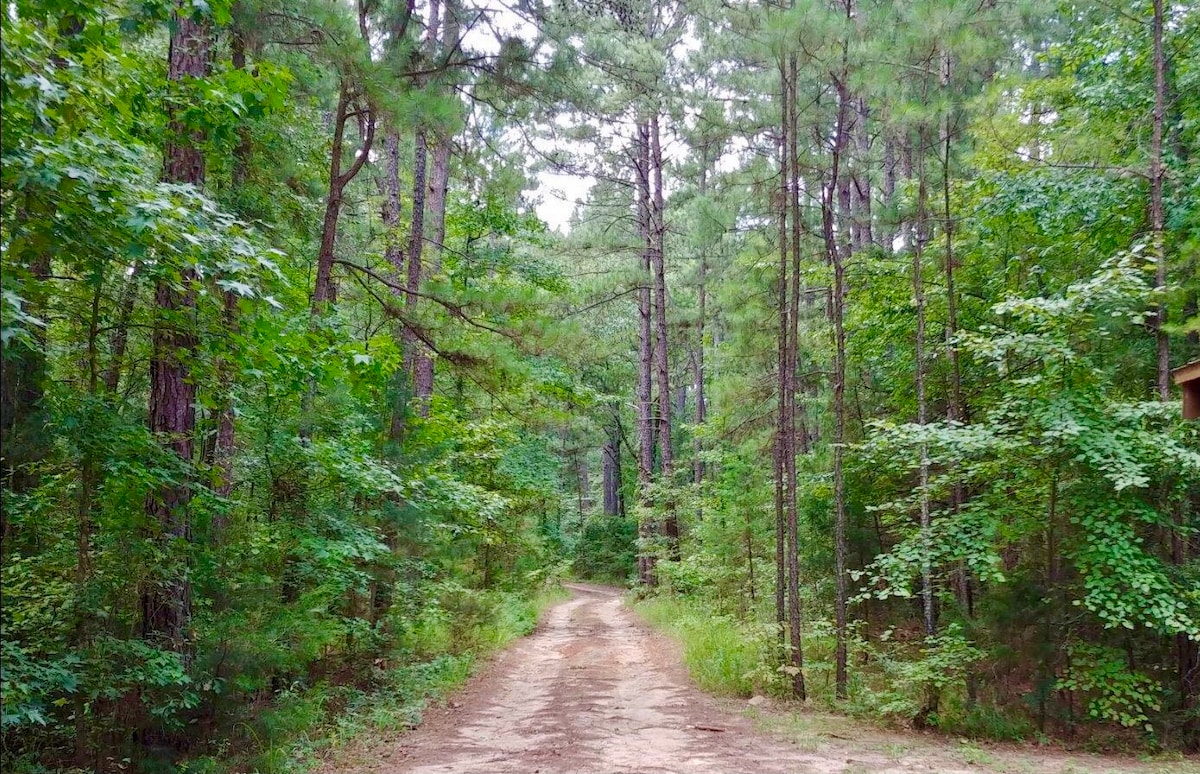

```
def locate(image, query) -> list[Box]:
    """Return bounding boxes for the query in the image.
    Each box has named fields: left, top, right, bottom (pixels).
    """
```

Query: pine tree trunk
left=940, top=51, right=975, bottom=704
left=693, top=130, right=710, bottom=499
left=379, top=130, right=407, bottom=442
left=405, top=130, right=428, bottom=387
left=74, top=271, right=100, bottom=767
left=785, top=52, right=806, bottom=702
left=603, top=439, right=621, bottom=517
left=774, top=61, right=790, bottom=661
left=914, top=119, right=939, bottom=726
left=915, top=130, right=934, bottom=641
left=211, top=26, right=253, bottom=508
left=313, top=88, right=351, bottom=316
left=412, top=133, right=449, bottom=411
left=412, top=1, right=458, bottom=412
left=1151, top=0, right=1169, bottom=399
left=853, top=96, right=874, bottom=250
left=104, top=262, right=140, bottom=397
left=650, top=114, right=678, bottom=559
left=693, top=149, right=708, bottom=496
left=142, top=3, right=209, bottom=656
left=825, top=55, right=852, bottom=700
left=636, top=120, right=656, bottom=586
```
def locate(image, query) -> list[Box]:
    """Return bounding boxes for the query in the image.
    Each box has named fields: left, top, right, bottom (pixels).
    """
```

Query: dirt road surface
left=328, top=584, right=1193, bottom=774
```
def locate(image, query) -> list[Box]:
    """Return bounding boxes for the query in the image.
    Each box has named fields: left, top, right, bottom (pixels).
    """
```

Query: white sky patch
left=457, top=1, right=598, bottom=232
left=535, top=172, right=595, bottom=231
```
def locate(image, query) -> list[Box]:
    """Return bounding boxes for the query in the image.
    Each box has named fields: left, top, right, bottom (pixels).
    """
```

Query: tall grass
left=635, top=597, right=780, bottom=697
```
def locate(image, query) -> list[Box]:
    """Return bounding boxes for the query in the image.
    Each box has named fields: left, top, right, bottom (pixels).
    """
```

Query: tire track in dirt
left=330, top=585, right=1184, bottom=774
left=361, top=583, right=964, bottom=774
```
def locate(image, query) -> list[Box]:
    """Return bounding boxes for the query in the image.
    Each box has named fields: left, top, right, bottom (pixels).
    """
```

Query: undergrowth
left=184, top=584, right=569, bottom=774
left=635, top=596, right=778, bottom=697
left=632, top=594, right=1124, bottom=749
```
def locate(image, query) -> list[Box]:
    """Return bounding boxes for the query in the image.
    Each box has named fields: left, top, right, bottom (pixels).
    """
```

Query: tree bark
left=636, top=120, right=656, bottom=586
left=774, top=62, right=789, bottom=662
left=913, top=117, right=940, bottom=726
left=312, top=87, right=375, bottom=316
left=380, top=129, right=408, bottom=442
left=785, top=52, right=806, bottom=702
left=142, top=2, right=210, bottom=655
left=404, top=130, right=428, bottom=388
left=1151, top=0, right=1168, bottom=399
left=940, top=49, right=974, bottom=704
left=824, top=53, right=852, bottom=700
left=915, top=125, right=935, bottom=641
left=412, top=132, right=449, bottom=410
left=210, top=25, right=254, bottom=508
left=412, top=0, right=458, bottom=412
left=602, top=439, right=621, bottom=517
left=0, top=237, right=49, bottom=500
left=852, top=96, right=874, bottom=250
left=649, top=113, right=678, bottom=559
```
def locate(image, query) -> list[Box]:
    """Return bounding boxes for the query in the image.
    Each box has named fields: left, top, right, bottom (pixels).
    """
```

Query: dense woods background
left=1, top=0, right=1198, bottom=770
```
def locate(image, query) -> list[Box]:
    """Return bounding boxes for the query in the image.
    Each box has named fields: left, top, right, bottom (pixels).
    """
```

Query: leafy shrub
left=1057, top=644, right=1163, bottom=733
left=573, top=516, right=637, bottom=583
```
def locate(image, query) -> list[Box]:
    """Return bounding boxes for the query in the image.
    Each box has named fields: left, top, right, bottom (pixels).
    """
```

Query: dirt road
left=332, top=584, right=1191, bottom=774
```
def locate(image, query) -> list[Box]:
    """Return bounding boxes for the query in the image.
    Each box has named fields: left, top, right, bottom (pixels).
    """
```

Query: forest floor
left=322, top=584, right=1196, bottom=774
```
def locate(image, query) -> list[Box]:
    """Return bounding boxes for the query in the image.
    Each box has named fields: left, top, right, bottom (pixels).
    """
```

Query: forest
left=1, top=0, right=1198, bottom=771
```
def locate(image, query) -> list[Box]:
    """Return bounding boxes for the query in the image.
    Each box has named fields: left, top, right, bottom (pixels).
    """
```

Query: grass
left=635, top=594, right=1200, bottom=774
left=635, top=596, right=777, bottom=697
left=186, top=583, right=570, bottom=774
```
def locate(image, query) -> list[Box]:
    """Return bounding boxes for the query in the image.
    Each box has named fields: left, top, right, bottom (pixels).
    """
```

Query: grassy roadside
left=191, top=584, right=570, bottom=774
left=632, top=594, right=1195, bottom=774
left=634, top=595, right=777, bottom=697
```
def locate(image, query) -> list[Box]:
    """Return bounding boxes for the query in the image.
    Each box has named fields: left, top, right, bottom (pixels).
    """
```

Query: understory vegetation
left=1, top=0, right=1198, bottom=770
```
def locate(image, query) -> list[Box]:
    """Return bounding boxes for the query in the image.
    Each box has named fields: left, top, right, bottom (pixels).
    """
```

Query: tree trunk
left=412, top=1, right=458, bottom=412
left=103, top=262, right=140, bottom=397
left=636, top=120, right=656, bottom=586
left=412, top=132, right=449, bottom=411
left=1151, top=0, right=1169, bottom=399
left=693, top=170, right=708, bottom=498
left=915, top=127, right=934, bottom=641
left=0, top=241, right=49, bottom=501
left=73, top=272, right=101, bottom=767
left=380, top=129, right=407, bottom=442
left=650, top=113, right=678, bottom=559
left=602, top=439, right=621, bottom=517
left=913, top=118, right=939, bottom=726
left=142, top=2, right=210, bottom=656
left=774, top=61, right=790, bottom=662
left=852, top=96, right=874, bottom=250
left=404, top=130, right=428, bottom=389
left=825, top=55, right=852, bottom=700
left=312, top=88, right=350, bottom=316
left=211, top=25, right=254, bottom=509
left=940, top=49, right=974, bottom=704
left=883, top=135, right=897, bottom=250
left=785, top=52, right=806, bottom=702
left=693, top=134, right=710, bottom=501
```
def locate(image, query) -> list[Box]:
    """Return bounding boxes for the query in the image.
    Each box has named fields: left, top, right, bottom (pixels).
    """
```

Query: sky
left=457, top=0, right=598, bottom=232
